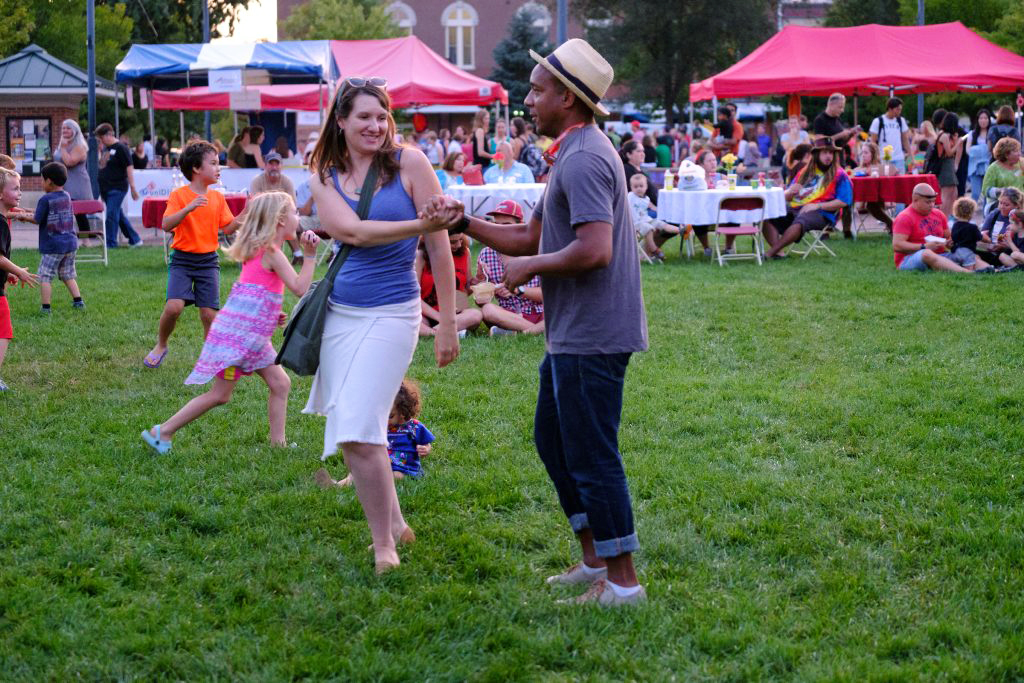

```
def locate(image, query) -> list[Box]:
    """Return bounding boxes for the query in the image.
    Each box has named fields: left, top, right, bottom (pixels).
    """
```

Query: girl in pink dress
left=142, top=191, right=319, bottom=452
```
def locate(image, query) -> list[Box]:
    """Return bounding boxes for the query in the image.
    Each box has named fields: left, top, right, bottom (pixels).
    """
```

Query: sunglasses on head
left=342, top=76, right=387, bottom=91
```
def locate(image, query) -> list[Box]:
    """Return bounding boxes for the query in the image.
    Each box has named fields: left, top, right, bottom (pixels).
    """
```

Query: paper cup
left=471, top=281, right=496, bottom=305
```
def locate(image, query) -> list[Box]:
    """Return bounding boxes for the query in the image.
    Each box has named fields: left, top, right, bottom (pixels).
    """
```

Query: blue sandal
left=141, top=425, right=172, bottom=454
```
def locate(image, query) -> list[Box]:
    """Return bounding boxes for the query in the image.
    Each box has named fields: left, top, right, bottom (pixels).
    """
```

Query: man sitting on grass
left=892, top=183, right=990, bottom=273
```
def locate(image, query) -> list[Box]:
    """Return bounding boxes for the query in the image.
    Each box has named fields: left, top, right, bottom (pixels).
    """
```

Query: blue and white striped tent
left=115, top=40, right=337, bottom=89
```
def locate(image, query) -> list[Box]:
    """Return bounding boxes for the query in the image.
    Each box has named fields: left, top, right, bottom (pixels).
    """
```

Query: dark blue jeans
left=534, top=352, right=639, bottom=558
left=102, top=188, right=141, bottom=248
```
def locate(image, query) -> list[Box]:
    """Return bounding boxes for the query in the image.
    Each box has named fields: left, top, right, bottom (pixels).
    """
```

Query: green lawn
left=1, top=236, right=1022, bottom=681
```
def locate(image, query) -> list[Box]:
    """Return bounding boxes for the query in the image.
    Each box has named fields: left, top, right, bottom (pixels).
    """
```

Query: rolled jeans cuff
left=594, top=532, right=640, bottom=558
left=568, top=513, right=589, bottom=533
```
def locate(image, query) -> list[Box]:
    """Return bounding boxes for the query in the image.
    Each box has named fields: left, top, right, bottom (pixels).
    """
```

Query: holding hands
left=419, top=195, right=464, bottom=232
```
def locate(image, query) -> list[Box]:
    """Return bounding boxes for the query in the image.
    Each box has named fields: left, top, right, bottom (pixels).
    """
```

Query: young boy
left=950, top=196, right=999, bottom=269
left=0, top=168, right=40, bottom=390
left=143, top=141, right=239, bottom=368
left=34, top=162, right=84, bottom=312
left=627, top=173, right=680, bottom=262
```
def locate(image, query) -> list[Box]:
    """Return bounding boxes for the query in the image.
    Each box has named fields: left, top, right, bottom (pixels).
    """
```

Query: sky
left=214, top=0, right=278, bottom=44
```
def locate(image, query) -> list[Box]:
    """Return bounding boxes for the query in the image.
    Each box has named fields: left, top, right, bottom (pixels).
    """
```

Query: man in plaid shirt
left=474, top=200, right=545, bottom=337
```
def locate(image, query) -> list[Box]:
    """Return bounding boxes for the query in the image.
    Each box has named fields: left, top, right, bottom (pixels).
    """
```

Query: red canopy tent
left=150, top=83, right=330, bottom=111
left=330, top=36, right=508, bottom=108
left=691, top=22, right=1024, bottom=101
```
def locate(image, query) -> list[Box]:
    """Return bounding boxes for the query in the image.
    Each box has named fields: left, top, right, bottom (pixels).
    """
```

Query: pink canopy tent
left=330, top=36, right=508, bottom=108
left=150, top=83, right=330, bottom=111
left=691, top=22, right=1024, bottom=101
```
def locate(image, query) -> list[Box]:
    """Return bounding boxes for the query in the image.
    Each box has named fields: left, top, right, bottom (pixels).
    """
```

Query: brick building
left=0, top=44, right=117, bottom=192
left=278, top=0, right=584, bottom=82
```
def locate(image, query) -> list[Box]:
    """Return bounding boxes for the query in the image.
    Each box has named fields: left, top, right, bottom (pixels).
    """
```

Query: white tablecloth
left=657, top=187, right=787, bottom=225
left=447, top=183, right=546, bottom=220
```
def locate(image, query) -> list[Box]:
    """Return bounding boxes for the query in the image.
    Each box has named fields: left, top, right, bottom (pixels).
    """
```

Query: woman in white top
left=779, top=115, right=809, bottom=153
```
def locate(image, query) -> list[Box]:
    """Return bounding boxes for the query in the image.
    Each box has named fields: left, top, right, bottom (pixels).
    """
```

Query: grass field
left=1, top=235, right=1022, bottom=681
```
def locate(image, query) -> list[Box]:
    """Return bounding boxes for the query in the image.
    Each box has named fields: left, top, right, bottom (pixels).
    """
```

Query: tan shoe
left=556, top=579, right=647, bottom=607
left=546, top=562, right=607, bottom=586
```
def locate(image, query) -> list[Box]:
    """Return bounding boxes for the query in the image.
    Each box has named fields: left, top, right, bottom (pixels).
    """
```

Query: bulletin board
left=6, top=117, right=51, bottom=176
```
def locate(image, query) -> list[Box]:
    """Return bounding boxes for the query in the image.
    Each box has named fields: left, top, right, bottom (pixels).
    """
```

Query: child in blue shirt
left=316, top=379, right=435, bottom=487
left=34, top=162, right=83, bottom=312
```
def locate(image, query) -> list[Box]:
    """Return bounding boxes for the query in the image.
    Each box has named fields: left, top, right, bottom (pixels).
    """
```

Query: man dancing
left=429, top=39, right=649, bottom=606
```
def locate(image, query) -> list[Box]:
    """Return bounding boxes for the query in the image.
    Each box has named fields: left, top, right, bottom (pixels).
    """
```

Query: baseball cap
left=264, top=151, right=282, bottom=163
left=486, top=199, right=524, bottom=221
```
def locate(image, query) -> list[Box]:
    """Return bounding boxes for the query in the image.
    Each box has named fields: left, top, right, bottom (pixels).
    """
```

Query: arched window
left=441, top=2, right=478, bottom=70
left=517, top=2, right=551, bottom=33
left=386, top=1, right=417, bottom=34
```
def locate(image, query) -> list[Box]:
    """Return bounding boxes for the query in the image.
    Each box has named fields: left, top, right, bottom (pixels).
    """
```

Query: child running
left=142, top=191, right=319, bottom=452
left=143, top=140, right=241, bottom=369
left=0, top=168, right=40, bottom=391
left=316, top=379, right=435, bottom=488
left=34, top=162, right=85, bottom=312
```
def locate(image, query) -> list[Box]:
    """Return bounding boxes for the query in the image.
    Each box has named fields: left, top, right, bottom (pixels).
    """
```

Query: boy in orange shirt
left=144, top=141, right=240, bottom=368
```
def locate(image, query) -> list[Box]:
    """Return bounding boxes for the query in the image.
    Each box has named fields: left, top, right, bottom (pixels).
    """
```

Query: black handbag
left=275, top=165, right=378, bottom=376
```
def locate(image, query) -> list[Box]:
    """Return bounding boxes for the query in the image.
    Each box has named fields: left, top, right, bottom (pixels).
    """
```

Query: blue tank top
left=329, top=162, right=420, bottom=307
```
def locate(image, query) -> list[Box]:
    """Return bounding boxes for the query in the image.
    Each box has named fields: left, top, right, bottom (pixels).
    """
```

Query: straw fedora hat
left=530, top=39, right=613, bottom=117
left=811, top=136, right=842, bottom=152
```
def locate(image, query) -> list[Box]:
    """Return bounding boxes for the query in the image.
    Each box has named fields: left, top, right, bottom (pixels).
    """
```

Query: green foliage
left=897, top=0, right=1011, bottom=33
left=987, top=0, right=1024, bottom=54
left=118, top=0, right=251, bottom=43
left=576, top=0, right=773, bottom=121
left=825, top=0, right=901, bottom=27
left=490, top=6, right=553, bottom=109
left=280, top=0, right=402, bottom=40
left=2, top=240, right=1024, bottom=678
left=0, top=0, right=133, bottom=78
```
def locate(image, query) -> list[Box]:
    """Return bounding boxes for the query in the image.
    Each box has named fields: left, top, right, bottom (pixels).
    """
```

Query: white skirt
left=303, top=296, right=420, bottom=458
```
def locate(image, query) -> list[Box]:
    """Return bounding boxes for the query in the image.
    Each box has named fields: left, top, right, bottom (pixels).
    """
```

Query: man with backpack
left=869, top=97, right=912, bottom=173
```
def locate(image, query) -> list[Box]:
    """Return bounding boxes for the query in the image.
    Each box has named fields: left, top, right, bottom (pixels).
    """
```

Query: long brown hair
left=796, top=147, right=839, bottom=188
left=309, top=83, right=401, bottom=186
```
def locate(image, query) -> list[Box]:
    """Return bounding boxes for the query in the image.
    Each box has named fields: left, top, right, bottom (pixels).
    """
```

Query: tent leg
left=180, top=111, right=185, bottom=150
left=233, top=113, right=238, bottom=138
left=147, top=83, right=156, bottom=154
left=114, top=86, right=120, bottom=137
left=853, top=94, right=858, bottom=127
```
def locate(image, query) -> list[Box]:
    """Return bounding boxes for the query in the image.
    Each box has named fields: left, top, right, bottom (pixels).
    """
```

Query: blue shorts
left=898, top=249, right=969, bottom=271
left=167, top=250, right=220, bottom=309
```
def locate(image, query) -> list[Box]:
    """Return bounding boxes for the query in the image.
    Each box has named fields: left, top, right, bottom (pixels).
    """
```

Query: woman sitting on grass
left=417, top=232, right=482, bottom=338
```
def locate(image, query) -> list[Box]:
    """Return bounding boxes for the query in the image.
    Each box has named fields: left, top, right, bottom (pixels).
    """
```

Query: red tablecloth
left=141, top=194, right=248, bottom=229
left=851, top=174, right=939, bottom=204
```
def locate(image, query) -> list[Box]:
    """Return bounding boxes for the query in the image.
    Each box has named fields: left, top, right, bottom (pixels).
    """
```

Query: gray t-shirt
left=533, top=124, right=648, bottom=355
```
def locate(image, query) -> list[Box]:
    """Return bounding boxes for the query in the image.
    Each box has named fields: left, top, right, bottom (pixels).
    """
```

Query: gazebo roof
left=0, top=44, right=117, bottom=97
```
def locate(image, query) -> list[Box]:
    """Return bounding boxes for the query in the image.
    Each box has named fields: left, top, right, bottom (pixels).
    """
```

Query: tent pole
left=180, top=111, right=185, bottom=150
left=233, top=112, right=238, bottom=138
left=318, top=78, right=324, bottom=127
left=853, top=94, right=858, bottom=127
left=114, top=84, right=120, bottom=137
left=147, top=80, right=156, bottom=154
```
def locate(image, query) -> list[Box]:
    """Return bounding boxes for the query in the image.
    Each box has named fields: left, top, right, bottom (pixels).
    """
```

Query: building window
left=441, top=2, right=477, bottom=70
left=386, top=1, right=416, bottom=34
left=518, top=2, right=551, bottom=32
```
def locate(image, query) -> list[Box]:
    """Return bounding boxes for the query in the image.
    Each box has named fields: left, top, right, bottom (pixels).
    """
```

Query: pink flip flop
left=143, top=348, right=168, bottom=368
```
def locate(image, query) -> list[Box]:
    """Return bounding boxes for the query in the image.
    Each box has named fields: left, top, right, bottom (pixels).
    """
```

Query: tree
left=0, top=1, right=132, bottom=77
left=825, top=0, right=900, bottom=27
left=281, top=0, right=402, bottom=40
left=490, top=6, right=553, bottom=109
left=575, top=0, right=773, bottom=123
left=117, top=0, right=252, bottom=44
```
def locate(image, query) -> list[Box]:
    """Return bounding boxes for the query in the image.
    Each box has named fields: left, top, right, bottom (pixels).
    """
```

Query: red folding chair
left=712, top=196, right=765, bottom=266
left=72, top=199, right=107, bottom=266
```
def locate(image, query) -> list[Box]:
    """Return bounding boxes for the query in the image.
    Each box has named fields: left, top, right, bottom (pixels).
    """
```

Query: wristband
left=449, top=216, right=471, bottom=235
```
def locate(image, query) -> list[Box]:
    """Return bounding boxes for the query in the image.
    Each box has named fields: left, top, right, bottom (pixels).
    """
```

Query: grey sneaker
left=0, top=378, right=8, bottom=391
left=703, top=247, right=712, bottom=258
left=556, top=579, right=647, bottom=607
left=72, top=300, right=85, bottom=309
left=489, top=326, right=516, bottom=337
left=40, top=306, right=51, bottom=315
left=546, top=562, right=607, bottom=585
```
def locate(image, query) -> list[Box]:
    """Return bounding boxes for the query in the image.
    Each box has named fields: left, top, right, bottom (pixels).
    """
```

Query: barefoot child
left=0, top=168, right=40, bottom=391
left=316, top=379, right=435, bottom=487
left=143, top=140, right=240, bottom=368
left=34, top=162, right=85, bottom=312
left=142, top=191, right=319, bottom=452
